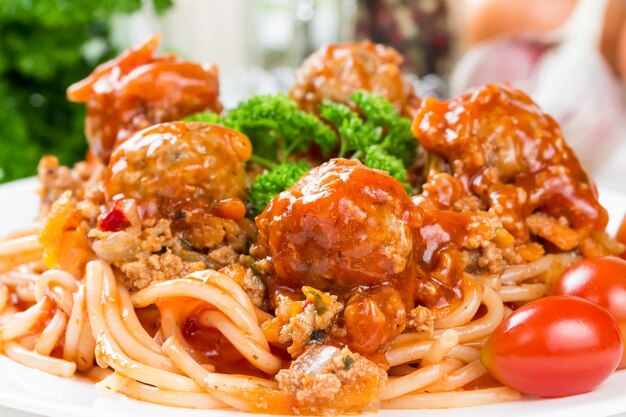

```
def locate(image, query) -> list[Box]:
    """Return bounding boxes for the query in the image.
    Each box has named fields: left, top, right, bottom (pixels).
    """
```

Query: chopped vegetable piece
left=98, top=205, right=129, bottom=232
left=307, top=289, right=328, bottom=315
left=342, top=356, right=355, bottom=371
left=309, top=329, right=326, bottom=344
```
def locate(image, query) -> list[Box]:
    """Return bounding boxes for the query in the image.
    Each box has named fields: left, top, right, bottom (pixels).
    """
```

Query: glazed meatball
left=256, top=159, right=417, bottom=291
left=68, top=35, right=223, bottom=161
left=255, top=159, right=420, bottom=354
left=413, top=84, right=608, bottom=247
left=290, top=41, right=420, bottom=117
left=107, top=122, right=250, bottom=203
left=106, top=121, right=251, bottom=249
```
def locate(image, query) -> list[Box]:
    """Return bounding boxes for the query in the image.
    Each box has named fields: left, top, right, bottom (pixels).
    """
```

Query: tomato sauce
left=67, top=35, right=223, bottom=161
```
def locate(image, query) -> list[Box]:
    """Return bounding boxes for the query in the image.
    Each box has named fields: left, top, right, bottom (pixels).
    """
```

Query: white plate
left=1, top=178, right=626, bottom=417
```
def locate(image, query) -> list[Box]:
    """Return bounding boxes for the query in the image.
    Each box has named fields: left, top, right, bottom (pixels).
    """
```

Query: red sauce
left=67, top=35, right=223, bottom=161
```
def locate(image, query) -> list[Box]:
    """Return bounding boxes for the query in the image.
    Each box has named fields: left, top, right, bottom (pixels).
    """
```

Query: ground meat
left=220, top=263, right=266, bottom=308
left=406, top=306, right=435, bottom=333
left=90, top=218, right=199, bottom=290
left=501, top=246, right=524, bottom=265
left=463, top=238, right=543, bottom=275
left=183, top=216, right=247, bottom=251
left=38, top=157, right=75, bottom=215
left=276, top=287, right=343, bottom=358
left=579, top=234, right=616, bottom=258
left=276, top=345, right=387, bottom=415
left=266, top=289, right=343, bottom=358
left=37, top=157, right=105, bottom=220
left=526, top=213, right=580, bottom=251
left=477, top=244, right=507, bottom=274
left=140, top=219, right=174, bottom=252
left=120, top=249, right=206, bottom=290
left=459, top=215, right=511, bottom=274
left=208, top=246, right=240, bottom=267
left=89, top=210, right=251, bottom=290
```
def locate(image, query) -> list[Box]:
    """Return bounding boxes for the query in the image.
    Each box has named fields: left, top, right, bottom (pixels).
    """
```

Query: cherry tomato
left=552, top=256, right=626, bottom=368
left=481, top=296, right=622, bottom=397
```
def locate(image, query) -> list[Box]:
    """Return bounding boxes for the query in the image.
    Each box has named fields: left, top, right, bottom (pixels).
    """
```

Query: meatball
left=256, top=159, right=417, bottom=292
left=255, top=159, right=419, bottom=354
left=413, top=84, right=608, bottom=244
left=255, top=159, right=471, bottom=355
left=290, top=41, right=420, bottom=117
left=107, top=122, right=250, bottom=203
left=343, top=286, right=407, bottom=354
left=67, top=35, right=223, bottom=161
left=106, top=121, right=252, bottom=249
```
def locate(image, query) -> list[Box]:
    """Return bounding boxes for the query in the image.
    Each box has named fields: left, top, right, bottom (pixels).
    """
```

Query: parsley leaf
left=351, top=91, right=417, bottom=166
left=309, top=329, right=326, bottom=344
left=363, top=145, right=411, bottom=192
left=342, top=356, right=355, bottom=371
left=247, top=161, right=310, bottom=215
left=319, top=101, right=380, bottom=158
left=188, top=94, right=338, bottom=164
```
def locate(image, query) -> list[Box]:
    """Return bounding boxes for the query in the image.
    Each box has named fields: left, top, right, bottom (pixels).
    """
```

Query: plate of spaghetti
left=1, top=35, right=626, bottom=417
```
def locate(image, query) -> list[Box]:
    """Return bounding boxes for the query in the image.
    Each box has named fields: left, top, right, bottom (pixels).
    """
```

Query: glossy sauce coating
left=257, top=159, right=417, bottom=291
left=67, top=35, right=223, bottom=161
left=255, top=159, right=465, bottom=355
left=106, top=121, right=251, bottom=246
left=412, top=84, right=608, bottom=243
left=290, top=41, right=420, bottom=117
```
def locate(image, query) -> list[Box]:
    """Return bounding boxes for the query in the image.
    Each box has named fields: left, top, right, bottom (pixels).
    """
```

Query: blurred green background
left=0, top=0, right=171, bottom=184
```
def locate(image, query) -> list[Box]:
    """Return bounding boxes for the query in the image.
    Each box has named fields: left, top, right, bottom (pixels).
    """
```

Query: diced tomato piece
left=98, top=204, right=129, bottom=232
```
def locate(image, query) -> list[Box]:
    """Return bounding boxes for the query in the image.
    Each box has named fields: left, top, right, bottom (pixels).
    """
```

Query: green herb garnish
left=307, top=289, right=328, bottom=315
left=186, top=91, right=418, bottom=214
left=320, top=91, right=415, bottom=191
left=342, top=356, right=355, bottom=371
left=247, top=161, right=310, bottom=215
left=309, top=329, right=326, bottom=343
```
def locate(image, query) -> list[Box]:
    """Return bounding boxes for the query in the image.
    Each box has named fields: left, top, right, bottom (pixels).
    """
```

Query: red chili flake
left=98, top=205, right=129, bottom=232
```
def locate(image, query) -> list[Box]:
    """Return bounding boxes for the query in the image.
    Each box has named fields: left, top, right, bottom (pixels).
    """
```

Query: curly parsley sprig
left=320, top=91, right=415, bottom=192
left=186, top=91, right=418, bottom=214
left=186, top=94, right=337, bottom=167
